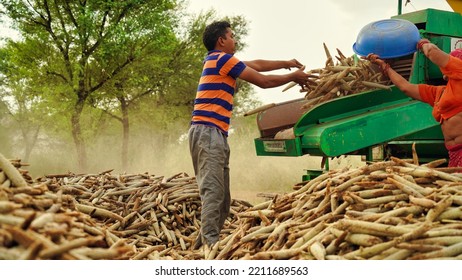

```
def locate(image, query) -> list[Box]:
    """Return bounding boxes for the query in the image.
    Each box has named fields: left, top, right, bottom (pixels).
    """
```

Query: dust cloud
left=12, top=123, right=364, bottom=205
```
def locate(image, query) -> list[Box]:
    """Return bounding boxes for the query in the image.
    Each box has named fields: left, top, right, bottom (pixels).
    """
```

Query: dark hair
left=203, top=21, right=231, bottom=51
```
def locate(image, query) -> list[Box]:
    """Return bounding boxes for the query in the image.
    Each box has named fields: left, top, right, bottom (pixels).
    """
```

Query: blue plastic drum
left=353, top=19, right=421, bottom=59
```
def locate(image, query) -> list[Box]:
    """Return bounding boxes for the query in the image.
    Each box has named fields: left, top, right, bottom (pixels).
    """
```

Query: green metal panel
left=302, top=169, right=325, bottom=182
left=387, top=125, right=446, bottom=163
left=254, top=137, right=302, bottom=157
left=254, top=87, right=439, bottom=158
left=394, top=9, right=462, bottom=84
left=387, top=140, right=447, bottom=161
left=293, top=87, right=411, bottom=137
left=396, top=125, right=443, bottom=140
left=410, top=36, right=456, bottom=84
left=393, top=9, right=462, bottom=37
left=297, top=98, right=437, bottom=157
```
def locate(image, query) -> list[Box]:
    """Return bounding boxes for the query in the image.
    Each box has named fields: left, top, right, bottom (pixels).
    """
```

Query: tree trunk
left=22, top=126, right=40, bottom=162
left=71, top=99, right=87, bottom=172
left=120, top=97, right=129, bottom=171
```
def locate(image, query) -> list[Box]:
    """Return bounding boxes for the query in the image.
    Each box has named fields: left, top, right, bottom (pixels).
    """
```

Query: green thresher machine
left=253, top=7, right=462, bottom=180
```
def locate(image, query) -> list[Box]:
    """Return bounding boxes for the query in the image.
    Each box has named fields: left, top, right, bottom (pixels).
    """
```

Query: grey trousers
left=188, top=124, right=231, bottom=246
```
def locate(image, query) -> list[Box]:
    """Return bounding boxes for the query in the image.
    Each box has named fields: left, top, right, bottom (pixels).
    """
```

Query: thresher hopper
left=253, top=8, right=462, bottom=178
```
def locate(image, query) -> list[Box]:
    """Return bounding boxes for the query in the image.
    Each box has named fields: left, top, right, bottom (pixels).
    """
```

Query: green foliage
left=0, top=0, right=261, bottom=172
left=0, top=100, right=13, bottom=155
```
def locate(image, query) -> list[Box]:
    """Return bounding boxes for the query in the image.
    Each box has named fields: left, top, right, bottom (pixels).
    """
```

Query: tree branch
left=89, top=55, right=135, bottom=93
left=45, top=70, right=69, bottom=83
left=97, top=107, right=123, bottom=123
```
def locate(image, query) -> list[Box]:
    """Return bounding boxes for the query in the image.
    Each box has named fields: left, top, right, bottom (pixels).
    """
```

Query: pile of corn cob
left=0, top=152, right=250, bottom=260
left=211, top=156, right=462, bottom=260
left=2, top=151, right=462, bottom=260
left=283, top=43, right=391, bottom=110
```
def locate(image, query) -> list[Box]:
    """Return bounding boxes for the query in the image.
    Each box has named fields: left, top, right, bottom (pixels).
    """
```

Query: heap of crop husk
left=0, top=152, right=250, bottom=260
left=214, top=156, right=462, bottom=260
left=283, top=43, right=392, bottom=111
left=2, top=151, right=462, bottom=260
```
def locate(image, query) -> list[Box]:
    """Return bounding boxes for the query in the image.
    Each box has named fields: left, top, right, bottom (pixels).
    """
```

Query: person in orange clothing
left=366, top=39, right=462, bottom=167
left=189, top=20, right=311, bottom=254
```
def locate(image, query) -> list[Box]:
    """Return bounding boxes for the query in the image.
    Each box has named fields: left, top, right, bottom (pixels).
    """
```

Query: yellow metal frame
left=447, top=0, right=462, bottom=14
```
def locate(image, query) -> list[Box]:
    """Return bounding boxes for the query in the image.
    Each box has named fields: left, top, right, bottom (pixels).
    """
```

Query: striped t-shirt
left=191, top=50, right=246, bottom=135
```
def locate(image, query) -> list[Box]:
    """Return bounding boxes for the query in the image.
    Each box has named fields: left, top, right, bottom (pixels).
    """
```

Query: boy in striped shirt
left=189, top=20, right=311, bottom=254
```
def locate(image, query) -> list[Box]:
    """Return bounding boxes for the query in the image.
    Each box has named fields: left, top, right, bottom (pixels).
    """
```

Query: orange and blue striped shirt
left=191, top=50, right=246, bottom=136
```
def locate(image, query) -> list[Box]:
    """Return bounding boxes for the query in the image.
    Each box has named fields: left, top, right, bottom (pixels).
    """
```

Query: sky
left=187, top=0, right=454, bottom=104
left=0, top=1, right=455, bottom=105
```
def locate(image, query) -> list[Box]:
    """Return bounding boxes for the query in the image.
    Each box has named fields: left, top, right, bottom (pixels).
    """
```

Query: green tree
left=0, top=2, right=261, bottom=173
left=90, top=7, right=205, bottom=171
left=0, top=42, right=48, bottom=161
left=92, top=9, right=258, bottom=170
left=0, top=99, right=13, bottom=156
left=1, top=0, right=180, bottom=171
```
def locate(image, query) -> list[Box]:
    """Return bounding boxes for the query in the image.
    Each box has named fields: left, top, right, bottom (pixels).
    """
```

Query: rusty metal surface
left=256, top=98, right=308, bottom=138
